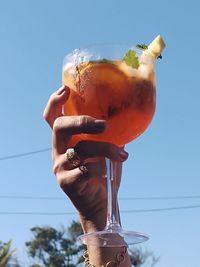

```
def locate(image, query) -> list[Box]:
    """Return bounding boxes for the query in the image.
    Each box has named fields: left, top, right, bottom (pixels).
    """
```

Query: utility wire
left=120, top=195, right=200, bottom=200
left=0, top=211, right=75, bottom=215
left=0, top=148, right=51, bottom=161
left=121, top=204, right=200, bottom=213
left=1, top=194, right=200, bottom=201
left=1, top=204, right=200, bottom=215
left=0, top=195, right=64, bottom=200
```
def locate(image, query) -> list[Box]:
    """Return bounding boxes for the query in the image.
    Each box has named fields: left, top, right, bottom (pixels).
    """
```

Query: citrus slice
left=63, top=60, right=156, bottom=146
left=73, top=61, right=133, bottom=119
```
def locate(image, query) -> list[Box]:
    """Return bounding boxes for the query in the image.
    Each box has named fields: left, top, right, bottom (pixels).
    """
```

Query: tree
left=0, top=240, right=18, bottom=267
left=25, top=221, right=85, bottom=267
left=26, top=221, right=158, bottom=267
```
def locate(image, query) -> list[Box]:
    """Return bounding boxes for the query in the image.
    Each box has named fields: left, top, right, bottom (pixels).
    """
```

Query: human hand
left=43, top=86, right=129, bottom=233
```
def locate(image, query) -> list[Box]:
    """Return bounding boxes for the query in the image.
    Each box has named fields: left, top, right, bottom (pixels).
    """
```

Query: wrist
left=84, top=246, right=131, bottom=267
left=79, top=209, right=106, bottom=233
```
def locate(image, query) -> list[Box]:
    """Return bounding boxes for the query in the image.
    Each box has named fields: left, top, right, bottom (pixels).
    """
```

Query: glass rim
left=64, top=42, right=145, bottom=52
left=62, top=43, right=155, bottom=69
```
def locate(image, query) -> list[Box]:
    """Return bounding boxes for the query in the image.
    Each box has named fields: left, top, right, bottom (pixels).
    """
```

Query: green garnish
left=136, top=43, right=162, bottom=59
left=122, top=50, right=139, bottom=69
left=136, top=44, right=148, bottom=50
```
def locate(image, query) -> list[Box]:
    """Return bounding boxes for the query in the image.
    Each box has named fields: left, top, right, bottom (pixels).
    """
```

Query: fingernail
left=119, top=150, right=129, bottom=160
left=58, top=85, right=68, bottom=95
left=94, top=119, right=107, bottom=129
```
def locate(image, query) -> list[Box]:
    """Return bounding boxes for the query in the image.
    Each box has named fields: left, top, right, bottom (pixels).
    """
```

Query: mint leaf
left=122, top=50, right=139, bottom=69
left=136, top=44, right=148, bottom=50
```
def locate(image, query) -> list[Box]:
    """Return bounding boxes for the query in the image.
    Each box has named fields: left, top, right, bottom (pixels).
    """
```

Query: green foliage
left=67, top=221, right=83, bottom=242
left=136, top=44, right=148, bottom=50
left=0, top=240, right=15, bottom=267
left=25, top=221, right=85, bottom=267
left=122, top=50, right=139, bottom=69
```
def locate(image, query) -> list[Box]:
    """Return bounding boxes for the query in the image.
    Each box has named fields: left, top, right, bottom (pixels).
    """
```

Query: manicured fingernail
left=58, top=85, right=68, bottom=94
left=119, top=150, right=129, bottom=160
left=94, top=119, right=107, bottom=129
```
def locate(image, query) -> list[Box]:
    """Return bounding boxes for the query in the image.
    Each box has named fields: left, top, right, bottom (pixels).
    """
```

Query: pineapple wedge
left=138, top=35, right=166, bottom=79
left=147, top=35, right=166, bottom=58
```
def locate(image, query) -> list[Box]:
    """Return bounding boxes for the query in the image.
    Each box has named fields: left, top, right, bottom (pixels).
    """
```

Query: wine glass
left=62, top=43, right=156, bottom=247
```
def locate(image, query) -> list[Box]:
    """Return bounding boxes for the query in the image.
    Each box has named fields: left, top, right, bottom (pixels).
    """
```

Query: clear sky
left=0, top=0, right=200, bottom=266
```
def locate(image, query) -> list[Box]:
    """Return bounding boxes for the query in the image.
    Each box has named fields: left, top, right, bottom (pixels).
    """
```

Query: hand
left=43, top=86, right=129, bottom=233
left=43, top=86, right=131, bottom=267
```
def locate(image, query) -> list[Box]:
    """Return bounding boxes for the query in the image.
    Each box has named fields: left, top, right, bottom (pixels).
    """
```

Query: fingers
left=75, top=140, right=128, bottom=162
left=43, top=85, right=70, bottom=128
left=53, top=140, right=127, bottom=180
left=55, top=162, right=106, bottom=193
left=52, top=116, right=107, bottom=155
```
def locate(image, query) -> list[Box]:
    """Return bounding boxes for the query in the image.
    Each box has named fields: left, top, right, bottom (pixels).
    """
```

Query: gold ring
left=65, top=148, right=81, bottom=167
left=79, top=165, right=88, bottom=174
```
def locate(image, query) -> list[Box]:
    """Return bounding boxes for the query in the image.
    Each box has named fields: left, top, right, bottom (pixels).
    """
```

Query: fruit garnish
left=146, top=35, right=166, bottom=59
left=136, top=41, right=163, bottom=59
left=123, top=35, right=165, bottom=69
left=122, top=50, right=139, bottom=69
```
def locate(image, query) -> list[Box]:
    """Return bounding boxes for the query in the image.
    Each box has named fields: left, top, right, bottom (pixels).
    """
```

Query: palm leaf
left=0, top=240, right=15, bottom=267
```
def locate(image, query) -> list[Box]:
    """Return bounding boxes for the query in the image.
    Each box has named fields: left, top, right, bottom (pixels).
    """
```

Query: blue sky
left=0, top=0, right=200, bottom=266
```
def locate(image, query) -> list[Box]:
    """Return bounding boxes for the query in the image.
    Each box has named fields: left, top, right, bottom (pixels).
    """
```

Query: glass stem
left=105, top=158, right=122, bottom=230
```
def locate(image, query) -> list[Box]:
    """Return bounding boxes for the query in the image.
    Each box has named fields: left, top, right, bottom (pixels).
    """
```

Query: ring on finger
left=79, top=165, right=88, bottom=174
left=66, top=148, right=81, bottom=167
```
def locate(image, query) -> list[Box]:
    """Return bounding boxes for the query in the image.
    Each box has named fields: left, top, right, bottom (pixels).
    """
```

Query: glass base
left=77, top=228, right=149, bottom=247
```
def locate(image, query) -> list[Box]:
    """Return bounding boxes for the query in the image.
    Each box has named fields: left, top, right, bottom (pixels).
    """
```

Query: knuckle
left=49, top=93, right=57, bottom=105
left=57, top=174, right=65, bottom=189
left=52, top=161, right=60, bottom=175
left=43, top=107, right=51, bottom=125
left=77, top=115, right=91, bottom=128
left=52, top=117, right=62, bottom=133
left=56, top=171, right=69, bottom=190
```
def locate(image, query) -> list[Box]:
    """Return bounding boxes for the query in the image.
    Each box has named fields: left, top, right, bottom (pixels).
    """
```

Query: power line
left=0, top=148, right=51, bottom=161
left=0, top=211, right=75, bottom=215
left=1, top=194, right=200, bottom=201
left=120, top=195, right=200, bottom=200
left=121, top=204, right=200, bottom=213
left=0, top=195, right=64, bottom=200
left=1, top=204, right=200, bottom=215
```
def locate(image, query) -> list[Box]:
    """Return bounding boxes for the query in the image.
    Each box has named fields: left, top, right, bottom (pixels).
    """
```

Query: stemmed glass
left=62, top=43, right=156, bottom=247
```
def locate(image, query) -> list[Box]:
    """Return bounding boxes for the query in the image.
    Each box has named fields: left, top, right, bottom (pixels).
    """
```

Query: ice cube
left=138, top=63, right=153, bottom=79
left=63, top=49, right=93, bottom=71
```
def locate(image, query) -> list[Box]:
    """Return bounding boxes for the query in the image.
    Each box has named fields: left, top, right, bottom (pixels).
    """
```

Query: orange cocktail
left=62, top=57, right=155, bottom=147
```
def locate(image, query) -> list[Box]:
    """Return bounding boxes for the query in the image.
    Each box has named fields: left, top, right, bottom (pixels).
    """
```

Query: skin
left=43, top=85, right=131, bottom=266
